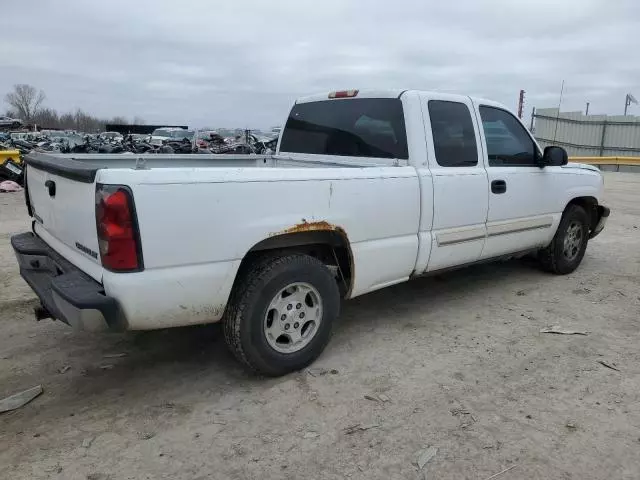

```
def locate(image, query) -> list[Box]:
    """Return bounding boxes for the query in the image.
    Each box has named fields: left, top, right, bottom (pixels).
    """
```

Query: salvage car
left=12, top=89, right=609, bottom=376
left=0, top=116, right=23, bottom=129
left=148, top=127, right=194, bottom=146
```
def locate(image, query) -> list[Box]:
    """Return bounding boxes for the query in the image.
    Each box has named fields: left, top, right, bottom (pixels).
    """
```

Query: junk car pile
left=0, top=128, right=279, bottom=185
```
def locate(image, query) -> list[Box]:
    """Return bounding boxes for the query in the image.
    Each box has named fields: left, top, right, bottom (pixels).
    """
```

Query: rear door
left=26, top=156, right=103, bottom=280
left=276, top=92, right=422, bottom=292
left=419, top=93, right=489, bottom=272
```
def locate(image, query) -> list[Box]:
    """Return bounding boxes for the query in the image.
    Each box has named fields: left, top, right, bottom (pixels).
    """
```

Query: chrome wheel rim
left=563, top=221, right=583, bottom=261
left=264, top=282, right=323, bottom=353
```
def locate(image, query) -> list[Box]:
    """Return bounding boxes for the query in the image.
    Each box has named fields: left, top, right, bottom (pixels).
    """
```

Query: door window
left=479, top=106, right=538, bottom=166
left=428, top=100, right=478, bottom=167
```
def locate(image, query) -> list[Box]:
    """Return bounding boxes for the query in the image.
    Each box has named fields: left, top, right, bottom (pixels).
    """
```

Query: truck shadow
left=338, top=257, right=546, bottom=330
left=73, top=259, right=545, bottom=389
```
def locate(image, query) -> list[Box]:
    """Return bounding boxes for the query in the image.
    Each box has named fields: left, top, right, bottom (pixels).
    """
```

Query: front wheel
left=538, top=204, right=590, bottom=274
left=223, top=254, right=340, bottom=376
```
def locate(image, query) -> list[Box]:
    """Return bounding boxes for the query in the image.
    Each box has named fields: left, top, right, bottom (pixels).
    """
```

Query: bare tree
left=4, top=84, right=46, bottom=122
left=109, top=116, right=129, bottom=125
left=32, top=108, right=60, bottom=128
left=59, top=112, right=76, bottom=130
left=132, top=116, right=146, bottom=125
left=3, top=84, right=143, bottom=131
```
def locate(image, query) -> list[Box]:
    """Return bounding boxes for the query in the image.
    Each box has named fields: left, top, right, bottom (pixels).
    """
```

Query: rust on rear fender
left=271, top=219, right=354, bottom=298
left=278, top=219, right=340, bottom=235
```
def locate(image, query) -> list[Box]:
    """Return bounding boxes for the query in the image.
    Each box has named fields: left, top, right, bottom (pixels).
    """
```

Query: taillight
left=95, top=185, right=143, bottom=271
left=329, top=89, right=359, bottom=99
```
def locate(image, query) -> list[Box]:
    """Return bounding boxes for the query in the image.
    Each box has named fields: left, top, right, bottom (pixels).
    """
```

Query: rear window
left=279, top=98, right=408, bottom=159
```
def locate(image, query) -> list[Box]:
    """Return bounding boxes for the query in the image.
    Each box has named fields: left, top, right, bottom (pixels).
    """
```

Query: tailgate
left=26, top=153, right=103, bottom=280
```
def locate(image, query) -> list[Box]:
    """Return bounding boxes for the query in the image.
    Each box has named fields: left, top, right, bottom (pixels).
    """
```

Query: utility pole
left=517, top=90, right=525, bottom=119
left=552, top=80, right=565, bottom=144
left=585, top=102, right=590, bottom=116
left=529, top=107, right=536, bottom=132
left=624, top=93, right=637, bottom=115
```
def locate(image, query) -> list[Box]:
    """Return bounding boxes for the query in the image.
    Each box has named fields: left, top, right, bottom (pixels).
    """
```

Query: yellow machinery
left=0, top=149, right=22, bottom=165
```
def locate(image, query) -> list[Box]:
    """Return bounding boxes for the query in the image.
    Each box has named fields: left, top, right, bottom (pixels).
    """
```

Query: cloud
left=1, top=0, right=639, bottom=127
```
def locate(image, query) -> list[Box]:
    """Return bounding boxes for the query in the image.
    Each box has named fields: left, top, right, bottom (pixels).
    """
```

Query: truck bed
left=23, top=149, right=420, bottom=331
left=26, top=153, right=388, bottom=182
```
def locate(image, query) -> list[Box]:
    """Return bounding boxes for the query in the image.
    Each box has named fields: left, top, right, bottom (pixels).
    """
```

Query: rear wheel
left=538, top=204, right=590, bottom=274
left=223, top=254, right=340, bottom=376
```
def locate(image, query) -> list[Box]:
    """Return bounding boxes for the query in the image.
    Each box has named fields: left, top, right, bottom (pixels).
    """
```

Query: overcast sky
left=2, top=0, right=638, bottom=128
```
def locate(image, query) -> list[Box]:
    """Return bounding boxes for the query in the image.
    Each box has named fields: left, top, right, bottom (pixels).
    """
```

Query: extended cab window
left=428, top=100, right=478, bottom=167
left=279, top=98, right=408, bottom=159
left=479, top=106, right=538, bottom=166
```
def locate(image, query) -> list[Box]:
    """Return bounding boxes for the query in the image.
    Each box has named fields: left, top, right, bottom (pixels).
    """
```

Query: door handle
left=491, top=179, right=507, bottom=194
left=44, top=180, right=56, bottom=197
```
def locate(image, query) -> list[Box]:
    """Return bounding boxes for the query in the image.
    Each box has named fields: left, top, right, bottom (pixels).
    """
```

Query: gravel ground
left=1, top=173, right=639, bottom=480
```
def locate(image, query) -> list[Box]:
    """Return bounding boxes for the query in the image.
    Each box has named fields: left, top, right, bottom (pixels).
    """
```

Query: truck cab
left=278, top=90, right=607, bottom=274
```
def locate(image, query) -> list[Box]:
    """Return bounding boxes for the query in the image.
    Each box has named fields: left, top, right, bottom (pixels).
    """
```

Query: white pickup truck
left=12, top=89, right=609, bottom=376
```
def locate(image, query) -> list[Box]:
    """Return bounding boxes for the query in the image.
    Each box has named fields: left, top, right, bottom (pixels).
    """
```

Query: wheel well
left=566, top=196, right=598, bottom=231
left=235, top=230, right=354, bottom=298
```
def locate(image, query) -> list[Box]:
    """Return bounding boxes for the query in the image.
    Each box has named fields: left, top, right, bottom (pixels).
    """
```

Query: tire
left=538, top=204, right=590, bottom=274
left=223, top=254, right=340, bottom=376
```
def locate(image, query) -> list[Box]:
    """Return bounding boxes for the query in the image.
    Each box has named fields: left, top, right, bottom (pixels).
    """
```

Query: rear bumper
left=589, top=205, right=610, bottom=239
left=11, top=232, right=122, bottom=331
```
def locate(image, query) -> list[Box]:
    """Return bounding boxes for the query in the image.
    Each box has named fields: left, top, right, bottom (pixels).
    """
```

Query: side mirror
left=541, top=146, right=568, bottom=167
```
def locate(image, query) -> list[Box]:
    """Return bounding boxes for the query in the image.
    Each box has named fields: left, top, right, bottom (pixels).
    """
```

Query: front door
left=474, top=102, right=560, bottom=259
left=420, top=93, right=489, bottom=272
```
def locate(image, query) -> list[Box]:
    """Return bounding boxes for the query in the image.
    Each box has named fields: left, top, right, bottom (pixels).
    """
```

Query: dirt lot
left=1, top=173, right=639, bottom=480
